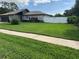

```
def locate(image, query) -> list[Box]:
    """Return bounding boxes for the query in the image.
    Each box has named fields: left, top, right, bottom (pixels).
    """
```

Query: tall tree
left=0, top=1, right=19, bottom=14
left=72, top=0, right=79, bottom=16
left=0, top=7, right=10, bottom=14
left=0, top=1, right=18, bottom=10
left=64, top=9, right=73, bottom=16
left=64, top=0, right=79, bottom=16
left=9, top=2, right=19, bottom=11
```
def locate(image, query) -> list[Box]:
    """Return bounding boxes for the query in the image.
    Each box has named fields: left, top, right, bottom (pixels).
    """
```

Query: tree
left=64, top=0, right=79, bottom=16
left=9, top=2, right=19, bottom=11
left=64, top=10, right=73, bottom=16
left=54, top=13, right=64, bottom=17
left=0, top=7, right=10, bottom=14
left=72, top=0, right=79, bottom=16
left=0, top=1, right=19, bottom=14
left=0, top=1, right=18, bottom=11
left=64, top=0, right=79, bottom=25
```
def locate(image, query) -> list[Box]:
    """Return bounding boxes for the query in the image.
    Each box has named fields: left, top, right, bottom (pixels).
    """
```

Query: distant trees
left=0, top=1, right=19, bottom=14
left=54, top=13, right=64, bottom=17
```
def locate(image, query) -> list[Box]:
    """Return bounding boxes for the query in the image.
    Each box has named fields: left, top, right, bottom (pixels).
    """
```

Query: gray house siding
left=22, top=15, right=43, bottom=21
left=9, top=15, right=20, bottom=22
left=0, top=9, right=29, bottom=22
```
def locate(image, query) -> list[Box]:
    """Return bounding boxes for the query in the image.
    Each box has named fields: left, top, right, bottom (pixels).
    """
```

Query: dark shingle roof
left=0, top=10, right=21, bottom=16
left=0, top=10, right=53, bottom=17
left=24, top=11, right=49, bottom=16
left=0, top=9, right=29, bottom=16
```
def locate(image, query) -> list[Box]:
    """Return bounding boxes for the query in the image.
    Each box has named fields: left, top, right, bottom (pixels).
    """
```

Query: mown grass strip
left=0, top=33, right=79, bottom=59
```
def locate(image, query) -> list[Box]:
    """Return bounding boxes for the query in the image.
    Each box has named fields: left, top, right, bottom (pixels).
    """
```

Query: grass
left=0, top=33, right=79, bottom=59
left=0, top=23, right=79, bottom=41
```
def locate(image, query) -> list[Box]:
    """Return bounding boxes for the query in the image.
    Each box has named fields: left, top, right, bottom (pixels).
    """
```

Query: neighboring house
left=0, top=9, right=29, bottom=22
left=0, top=9, right=68, bottom=23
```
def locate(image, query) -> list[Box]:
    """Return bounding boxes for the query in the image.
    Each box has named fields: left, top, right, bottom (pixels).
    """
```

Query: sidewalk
left=0, top=29, right=79, bottom=49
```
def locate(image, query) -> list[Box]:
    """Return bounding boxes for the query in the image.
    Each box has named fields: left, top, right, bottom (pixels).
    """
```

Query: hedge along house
left=0, top=9, right=29, bottom=22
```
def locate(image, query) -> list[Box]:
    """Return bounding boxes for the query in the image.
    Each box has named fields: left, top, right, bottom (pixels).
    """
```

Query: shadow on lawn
left=64, top=29, right=79, bottom=41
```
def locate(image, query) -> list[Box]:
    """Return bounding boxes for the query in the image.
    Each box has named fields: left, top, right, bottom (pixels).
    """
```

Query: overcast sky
left=0, top=0, right=75, bottom=15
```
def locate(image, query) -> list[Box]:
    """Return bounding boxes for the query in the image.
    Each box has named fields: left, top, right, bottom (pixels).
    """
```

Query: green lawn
left=0, top=23, right=79, bottom=41
left=0, top=33, right=79, bottom=59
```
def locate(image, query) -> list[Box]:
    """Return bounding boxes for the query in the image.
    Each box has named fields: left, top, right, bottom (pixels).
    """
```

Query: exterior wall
left=22, top=15, right=43, bottom=21
left=9, top=15, right=20, bottom=21
left=0, top=17, right=1, bottom=22
left=22, top=15, right=67, bottom=23
left=0, top=16, right=9, bottom=22
left=22, top=16, right=30, bottom=20
left=43, top=16, right=68, bottom=23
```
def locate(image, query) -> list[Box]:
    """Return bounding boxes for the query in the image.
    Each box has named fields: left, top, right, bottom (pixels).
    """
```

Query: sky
left=0, top=0, right=75, bottom=15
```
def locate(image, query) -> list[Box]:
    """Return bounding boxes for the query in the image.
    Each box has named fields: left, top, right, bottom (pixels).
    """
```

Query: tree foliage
left=0, top=7, right=10, bottom=14
left=54, top=13, right=64, bottom=17
left=64, top=0, right=79, bottom=16
left=0, top=1, right=19, bottom=14
left=72, top=0, right=79, bottom=16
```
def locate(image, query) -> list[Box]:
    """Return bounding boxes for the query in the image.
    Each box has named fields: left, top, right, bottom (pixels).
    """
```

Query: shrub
left=67, top=16, right=79, bottom=27
left=10, top=19, right=20, bottom=25
left=75, top=17, right=79, bottom=26
left=67, top=16, right=78, bottom=24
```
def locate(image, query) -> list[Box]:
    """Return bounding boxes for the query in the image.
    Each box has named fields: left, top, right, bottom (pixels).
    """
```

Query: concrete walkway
left=0, top=29, right=79, bottom=49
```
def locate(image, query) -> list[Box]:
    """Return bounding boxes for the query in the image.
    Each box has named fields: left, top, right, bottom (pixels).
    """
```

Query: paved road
left=0, top=29, right=79, bottom=49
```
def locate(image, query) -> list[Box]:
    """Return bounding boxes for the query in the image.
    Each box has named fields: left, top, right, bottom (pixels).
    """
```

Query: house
left=0, top=9, right=29, bottom=22
left=0, top=9, right=68, bottom=23
left=23, top=11, right=67, bottom=23
left=23, top=11, right=52, bottom=22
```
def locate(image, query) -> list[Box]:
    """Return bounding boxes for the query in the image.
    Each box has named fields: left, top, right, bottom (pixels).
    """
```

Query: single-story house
left=23, top=11, right=52, bottom=21
left=0, top=9, right=68, bottom=23
left=0, top=9, right=29, bottom=22
left=23, top=11, right=68, bottom=23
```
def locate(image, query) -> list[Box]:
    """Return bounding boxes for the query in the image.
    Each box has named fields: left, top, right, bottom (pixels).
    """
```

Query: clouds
left=34, top=0, right=51, bottom=4
left=33, top=0, right=62, bottom=6
left=0, top=0, right=61, bottom=5
left=52, top=0, right=61, bottom=1
left=33, top=0, right=61, bottom=4
left=33, top=0, right=51, bottom=6
left=0, top=0, right=26, bottom=3
left=0, top=0, right=75, bottom=15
